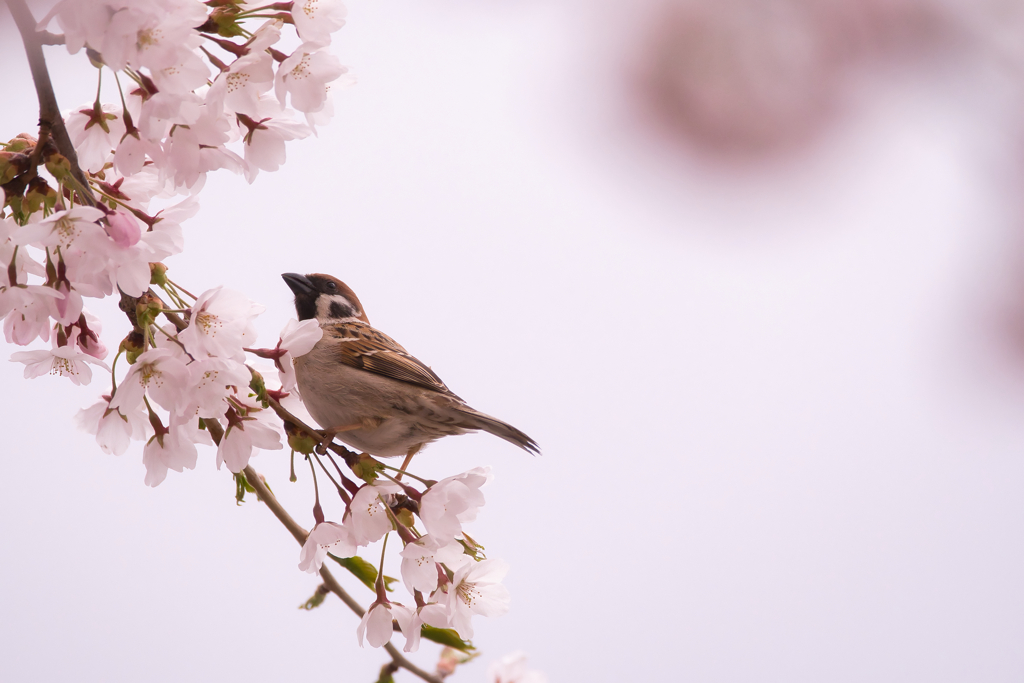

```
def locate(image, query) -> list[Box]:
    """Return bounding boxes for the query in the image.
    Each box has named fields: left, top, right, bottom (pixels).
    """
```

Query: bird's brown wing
left=323, top=321, right=460, bottom=398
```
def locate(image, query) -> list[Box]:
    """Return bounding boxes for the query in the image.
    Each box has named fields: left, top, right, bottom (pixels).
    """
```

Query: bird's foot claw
left=315, top=431, right=336, bottom=455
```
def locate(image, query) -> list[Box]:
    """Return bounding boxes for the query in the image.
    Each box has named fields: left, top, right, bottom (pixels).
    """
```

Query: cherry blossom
left=240, top=113, right=312, bottom=176
left=292, top=0, right=347, bottom=47
left=10, top=343, right=108, bottom=385
left=344, top=480, right=401, bottom=546
left=212, top=51, right=276, bottom=118
left=181, top=357, right=252, bottom=420
left=100, top=0, right=206, bottom=73
left=215, top=400, right=283, bottom=473
left=396, top=603, right=449, bottom=653
left=487, top=652, right=548, bottom=683
left=274, top=318, right=324, bottom=392
left=75, top=396, right=150, bottom=456
left=356, top=602, right=397, bottom=648
left=419, top=467, right=491, bottom=543
left=298, top=521, right=357, bottom=574
left=178, top=287, right=264, bottom=361
left=2, top=285, right=63, bottom=344
left=400, top=535, right=472, bottom=594
left=111, top=347, right=191, bottom=413
left=434, top=559, right=511, bottom=640
left=142, top=414, right=208, bottom=487
left=276, top=45, right=346, bottom=113
left=66, top=103, right=126, bottom=173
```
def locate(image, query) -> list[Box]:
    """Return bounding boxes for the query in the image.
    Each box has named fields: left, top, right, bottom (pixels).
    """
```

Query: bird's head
left=281, top=273, right=369, bottom=324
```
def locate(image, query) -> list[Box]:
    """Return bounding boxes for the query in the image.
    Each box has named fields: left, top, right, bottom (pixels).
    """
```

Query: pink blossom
left=344, top=481, right=402, bottom=546
left=298, top=522, right=357, bottom=574
left=400, top=535, right=472, bottom=594
left=143, top=414, right=209, bottom=487
left=356, top=602, right=396, bottom=648
left=75, top=395, right=149, bottom=456
left=433, top=559, right=510, bottom=640
left=110, top=347, right=191, bottom=414
left=105, top=210, right=142, bottom=248
left=182, top=357, right=252, bottom=419
left=215, top=403, right=282, bottom=473
left=292, top=0, right=347, bottom=47
left=178, top=287, right=264, bottom=362
left=10, top=343, right=109, bottom=386
left=276, top=45, right=346, bottom=113
left=241, top=114, right=311, bottom=175
left=487, top=652, right=548, bottom=683
left=419, top=467, right=491, bottom=544
left=276, top=318, right=323, bottom=392
left=1, top=286, right=63, bottom=345
left=66, top=103, right=126, bottom=173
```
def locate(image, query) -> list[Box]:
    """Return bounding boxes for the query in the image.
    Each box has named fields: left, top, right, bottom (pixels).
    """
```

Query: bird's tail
left=454, top=407, right=540, bottom=455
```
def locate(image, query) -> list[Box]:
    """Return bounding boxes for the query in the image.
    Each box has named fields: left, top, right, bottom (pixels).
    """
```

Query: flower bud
left=24, top=177, right=57, bottom=213
left=44, top=153, right=72, bottom=182
left=149, top=262, right=169, bottom=286
left=351, top=454, right=383, bottom=484
left=0, top=151, right=30, bottom=184
left=135, top=295, right=163, bottom=329
left=395, top=508, right=415, bottom=529
left=284, top=421, right=317, bottom=455
left=120, top=330, right=145, bottom=364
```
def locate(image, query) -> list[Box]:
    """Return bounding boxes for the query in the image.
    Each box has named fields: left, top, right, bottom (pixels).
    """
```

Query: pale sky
left=3, top=1, right=1024, bottom=681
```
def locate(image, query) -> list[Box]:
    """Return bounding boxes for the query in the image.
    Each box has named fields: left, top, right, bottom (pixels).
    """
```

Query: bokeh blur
left=3, top=0, right=1024, bottom=681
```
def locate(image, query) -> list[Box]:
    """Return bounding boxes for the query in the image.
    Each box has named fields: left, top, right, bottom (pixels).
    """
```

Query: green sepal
left=149, top=262, right=169, bottom=287
left=234, top=471, right=255, bottom=505
left=4, top=138, right=32, bottom=153
left=286, top=428, right=318, bottom=456
left=24, top=178, right=57, bottom=214
left=44, top=153, right=72, bottom=182
left=248, top=369, right=269, bottom=408
left=299, top=585, right=328, bottom=611
left=458, top=533, right=486, bottom=561
left=420, top=625, right=476, bottom=653
left=351, top=454, right=383, bottom=484
left=327, top=553, right=398, bottom=593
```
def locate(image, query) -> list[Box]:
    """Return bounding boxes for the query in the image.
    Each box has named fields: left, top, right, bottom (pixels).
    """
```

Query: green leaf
left=328, top=554, right=398, bottom=592
left=420, top=625, right=475, bottom=653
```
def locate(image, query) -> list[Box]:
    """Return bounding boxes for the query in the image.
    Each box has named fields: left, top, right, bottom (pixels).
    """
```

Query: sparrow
left=282, top=273, right=539, bottom=466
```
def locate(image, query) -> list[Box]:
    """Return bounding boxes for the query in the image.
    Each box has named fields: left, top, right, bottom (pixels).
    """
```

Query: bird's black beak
left=282, top=272, right=315, bottom=296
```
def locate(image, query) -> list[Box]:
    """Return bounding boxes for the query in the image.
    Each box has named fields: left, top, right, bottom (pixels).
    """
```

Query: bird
left=281, top=272, right=539, bottom=469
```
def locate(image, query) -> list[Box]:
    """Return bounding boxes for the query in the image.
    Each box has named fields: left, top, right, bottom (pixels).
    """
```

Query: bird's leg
left=315, top=423, right=364, bottom=454
left=395, top=443, right=423, bottom=482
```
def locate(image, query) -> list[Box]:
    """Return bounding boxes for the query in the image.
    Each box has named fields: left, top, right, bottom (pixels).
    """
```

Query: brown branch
left=6, top=0, right=96, bottom=207
left=123, top=289, right=438, bottom=680
left=241, top=464, right=443, bottom=683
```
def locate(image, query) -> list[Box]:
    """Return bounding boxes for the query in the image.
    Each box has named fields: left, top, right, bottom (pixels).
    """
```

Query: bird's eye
left=325, top=281, right=338, bottom=292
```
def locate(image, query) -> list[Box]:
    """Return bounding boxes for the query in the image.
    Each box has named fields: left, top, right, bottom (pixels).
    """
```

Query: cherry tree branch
left=6, top=0, right=96, bottom=206
left=241, top=464, right=443, bottom=683
left=122, top=293, right=440, bottom=683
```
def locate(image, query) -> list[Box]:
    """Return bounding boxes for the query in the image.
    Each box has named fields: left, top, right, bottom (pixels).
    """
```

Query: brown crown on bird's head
left=282, top=273, right=369, bottom=324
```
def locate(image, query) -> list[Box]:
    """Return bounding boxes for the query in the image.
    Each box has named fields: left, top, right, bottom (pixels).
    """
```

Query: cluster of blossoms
left=299, top=466, right=510, bottom=650
left=1, top=0, right=519, bottom=669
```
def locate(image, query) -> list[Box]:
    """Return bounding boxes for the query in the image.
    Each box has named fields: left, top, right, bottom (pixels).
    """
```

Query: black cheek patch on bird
left=294, top=296, right=318, bottom=321
left=330, top=301, right=354, bottom=319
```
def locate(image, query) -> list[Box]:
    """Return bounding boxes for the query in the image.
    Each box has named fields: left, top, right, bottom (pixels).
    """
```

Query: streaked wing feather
left=326, top=322, right=456, bottom=396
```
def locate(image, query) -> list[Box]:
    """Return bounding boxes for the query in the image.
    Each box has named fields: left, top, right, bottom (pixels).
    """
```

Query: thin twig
left=6, top=0, right=97, bottom=207
left=241, top=464, right=442, bottom=683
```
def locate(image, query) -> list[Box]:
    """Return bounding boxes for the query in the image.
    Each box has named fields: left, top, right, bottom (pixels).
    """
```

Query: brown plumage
left=282, top=272, right=539, bottom=459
